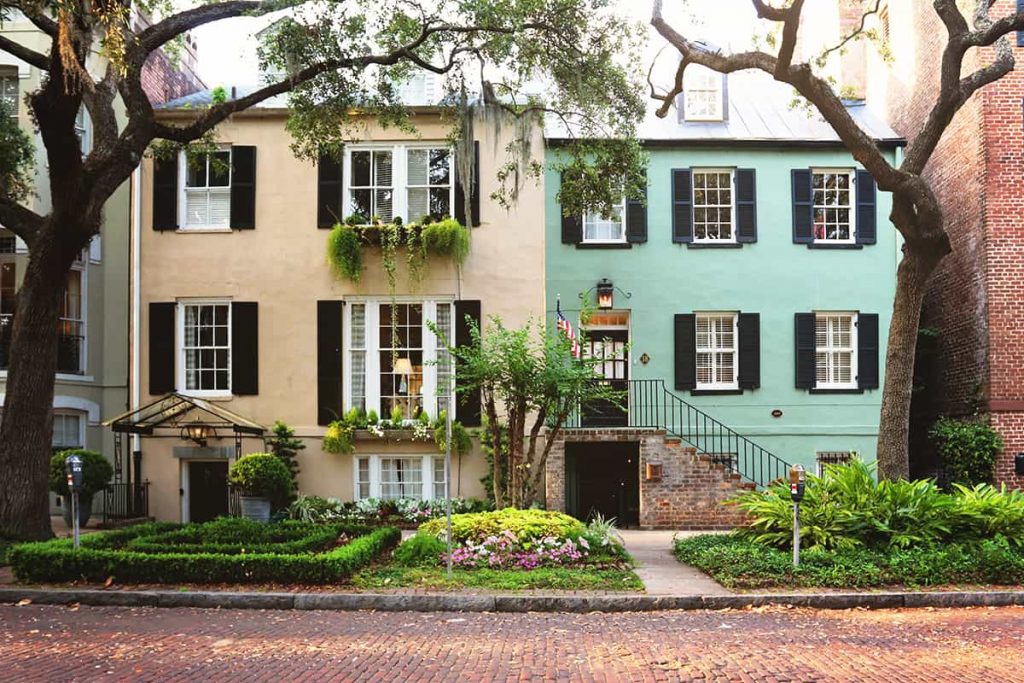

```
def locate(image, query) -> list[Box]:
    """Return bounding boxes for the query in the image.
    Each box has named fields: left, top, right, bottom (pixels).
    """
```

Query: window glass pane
left=380, top=457, right=423, bottom=500
left=433, top=457, right=446, bottom=500
left=815, top=313, right=856, bottom=387
left=380, top=303, right=424, bottom=419
left=583, top=203, right=625, bottom=242
left=185, top=155, right=207, bottom=188
left=695, top=313, right=737, bottom=387
left=351, top=151, right=371, bottom=186
left=0, top=74, right=18, bottom=115
left=209, top=151, right=231, bottom=187
left=812, top=171, right=854, bottom=242
left=356, top=457, right=370, bottom=500
left=182, top=303, right=231, bottom=392
left=692, top=170, right=733, bottom=241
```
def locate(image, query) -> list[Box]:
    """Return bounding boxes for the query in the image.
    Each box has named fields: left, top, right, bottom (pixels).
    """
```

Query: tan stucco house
left=134, top=92, right=545, bottom=522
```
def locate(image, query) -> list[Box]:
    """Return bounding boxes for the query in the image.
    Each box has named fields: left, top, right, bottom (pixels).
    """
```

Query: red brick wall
left=140, top=44, right=205, bottom=105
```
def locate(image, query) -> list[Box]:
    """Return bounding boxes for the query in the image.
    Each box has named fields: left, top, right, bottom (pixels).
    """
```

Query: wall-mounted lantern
left=181, top=422, right=217, bottom=447
left=596, top=278, right=614, bottom=309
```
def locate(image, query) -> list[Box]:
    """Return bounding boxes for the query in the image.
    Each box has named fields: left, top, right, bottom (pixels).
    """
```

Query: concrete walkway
left=619, top=530, right=730, bottom=596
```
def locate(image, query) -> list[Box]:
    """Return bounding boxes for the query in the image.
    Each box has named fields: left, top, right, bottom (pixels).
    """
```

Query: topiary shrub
left=418, top=508, right=585, bottom=545
left=228, top=453, right=293, bottom=508
left=49, top=449, right=113, bottom=498
left=393, top=531, right=447, bottom=567
left=930, top=417, right=1003, bottom=486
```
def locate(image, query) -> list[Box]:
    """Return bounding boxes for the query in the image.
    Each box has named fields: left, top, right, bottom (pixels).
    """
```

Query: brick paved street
left=2, top=604, right=1024, bottom=682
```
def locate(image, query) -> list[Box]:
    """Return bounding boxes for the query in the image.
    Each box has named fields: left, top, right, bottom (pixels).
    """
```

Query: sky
left=188, top=0, right=777, bottom=89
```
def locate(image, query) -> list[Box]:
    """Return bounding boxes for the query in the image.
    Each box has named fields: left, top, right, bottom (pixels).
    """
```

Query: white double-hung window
left=345, top=145, right=454, bottom=224
left=692, top=169, right=735, bottom=242
left=353, top=454, right=448, bottom=501
left=695, top=312, right=738, bottom=390
left=811, top=169, right=855, bottom=243
left=181, top=149, right=232, bottom=229
left=815, top=312, right=857, bottom=389
left=582, top=198, right=626, bottom=243
left=683, top=65, right=724, bottom=121
left=343, top=299, right=455, bottom=421
left=178, top=300, right=232, bottom=396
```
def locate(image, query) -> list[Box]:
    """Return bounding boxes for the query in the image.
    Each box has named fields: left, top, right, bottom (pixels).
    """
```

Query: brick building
left=863, top=0, right=1024, bottom=486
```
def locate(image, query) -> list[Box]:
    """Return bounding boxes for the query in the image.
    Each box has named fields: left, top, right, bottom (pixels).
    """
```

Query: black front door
left=581, top=329, right=628, bottom=427
left=188, top=461, right=228, bottom=523
left=566, top=441, right=640, bottom=527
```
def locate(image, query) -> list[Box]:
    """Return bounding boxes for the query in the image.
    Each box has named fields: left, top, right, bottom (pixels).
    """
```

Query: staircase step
left=663, top=436, right=682, bottom=446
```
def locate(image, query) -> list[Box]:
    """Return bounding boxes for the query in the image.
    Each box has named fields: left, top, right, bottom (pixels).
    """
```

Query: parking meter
left=789, top=464, right=806, bottom=566
left=64, top=454, right=83, bottom=549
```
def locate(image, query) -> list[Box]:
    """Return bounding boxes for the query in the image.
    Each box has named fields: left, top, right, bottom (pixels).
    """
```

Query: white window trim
left=57, top=260, right=87, bottom=377
left=177, top=147, right=233, bottom=232
left=811, top=168, right=857, bottom=245
left=342, top=298, right=454, bottom=421
left=176, top=297, right=233, bottom=398
left=352, top=453, right=447, bottom=501
left=582, top=197, right=627, bottom=244
left=814, top=311, right=859, bottom=390
left=683, top=68, right=724, bottom=122
left=695, top=312, right=739, bottom=391
left=691, top=167, right=736, bottom=244
left=342, top=143, right=456, bottom=225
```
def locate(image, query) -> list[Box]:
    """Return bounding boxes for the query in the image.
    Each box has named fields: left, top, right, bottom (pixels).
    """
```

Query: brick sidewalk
left=2, top=604, right=1023, bottom=681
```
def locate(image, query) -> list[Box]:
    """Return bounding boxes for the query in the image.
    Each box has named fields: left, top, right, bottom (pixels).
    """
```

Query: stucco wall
left=546, top=144, right=900, bottom=474
left=137, top=110, right=544, bottom=516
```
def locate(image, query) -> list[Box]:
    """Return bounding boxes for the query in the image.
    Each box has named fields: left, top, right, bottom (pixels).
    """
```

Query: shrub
left=228, top=454, right=293, bottom=507
left=288, top=495, right=346, bottom=524
left=421, top=218, right=470, bottom=265
left=266, top=420, right=305, bottom=488
left=393, top=532, right=447, bottom=567
left=930, top=417, right=1003, bottom=486
left=418, top=508, right=585, bottom=545
left=327, top=224, right=363, bottom=281
left=9, top=520, right=400, bottom=584
left=49, top=450, right=114, bottom=498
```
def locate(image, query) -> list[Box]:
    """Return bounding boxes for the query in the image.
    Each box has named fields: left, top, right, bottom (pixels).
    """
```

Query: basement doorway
left=564, top=441, right=640, bottom=527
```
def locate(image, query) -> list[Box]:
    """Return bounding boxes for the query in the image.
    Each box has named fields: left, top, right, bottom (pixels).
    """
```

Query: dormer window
left=683, top=66, right=724, bottom=121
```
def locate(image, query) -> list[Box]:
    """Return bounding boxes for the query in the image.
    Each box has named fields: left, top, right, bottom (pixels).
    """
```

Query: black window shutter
left=317, top=151, right=343, bottom=229
left=737, top=312, right=760, bottom=390
left=455, top=300, right=482, bottom=427
left=672, top=169, right=693, bottom=243
left=559, top=171, right=582, bottom=244
left=453, top=141, right=481, bottom=227
left=735, top=169, right=757, bottom=243
left=855, top=169, right=877, bottom=245
left=792, top=169, right=814, bottom=244
left=229, top=146, right=257, bottom=230
left=857, top=313, right=880, bottom=390
left=148, top=303, right=175, bottom=394
left=795, top=312, right=817, bottom=389
left=1018, top=0, right=1024, bottom=47
left=231, top=302, right=259, bottom=395
left=625, top=172, right=647, bottom=243
left=316, top=301, right=343, bottom=426
left=152, top=156, right=178, bottom=231
left=674, top=313, right=696, bottom=391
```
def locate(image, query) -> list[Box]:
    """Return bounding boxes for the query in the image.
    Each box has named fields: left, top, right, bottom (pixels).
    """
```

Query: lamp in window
left=394, top=357, right=413, bottom=395
left=180, top=422, right=216, bottom=447
left=596, top=279, right=614, bottom=310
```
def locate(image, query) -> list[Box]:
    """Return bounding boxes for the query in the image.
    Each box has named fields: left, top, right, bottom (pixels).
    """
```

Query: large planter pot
left=239, top=495, right=272, bottom=523
left=62, top=493, right=93, bottom=529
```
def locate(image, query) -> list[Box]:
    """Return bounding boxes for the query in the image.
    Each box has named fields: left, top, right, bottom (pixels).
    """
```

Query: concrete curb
left=2, top=587, right=1024, bottom=613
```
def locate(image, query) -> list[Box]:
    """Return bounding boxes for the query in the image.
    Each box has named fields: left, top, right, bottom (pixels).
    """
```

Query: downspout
left=130, top=166, right=141, bottom=455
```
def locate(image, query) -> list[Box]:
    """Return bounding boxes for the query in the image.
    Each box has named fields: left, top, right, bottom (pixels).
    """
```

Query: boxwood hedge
left=9, top=519, right=400, bottom=585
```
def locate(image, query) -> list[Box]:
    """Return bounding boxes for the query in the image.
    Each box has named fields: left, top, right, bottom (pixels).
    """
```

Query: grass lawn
left=675, top=533, right=1024, bottom=591
left=353, top=565, right=643, bottom=591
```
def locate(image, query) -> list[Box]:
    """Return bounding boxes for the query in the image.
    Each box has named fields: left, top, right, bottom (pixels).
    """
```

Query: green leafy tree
left=266, top=420, right=305, bottom=490
left=448, top=316, right=622, bottom=508
left=0, top=0, right=645, bottom=539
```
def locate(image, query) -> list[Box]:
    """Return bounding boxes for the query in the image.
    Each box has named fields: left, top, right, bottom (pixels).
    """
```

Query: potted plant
left=48, top=449, right=114, bottom=528
left=228, top=453, right=293, bottom=522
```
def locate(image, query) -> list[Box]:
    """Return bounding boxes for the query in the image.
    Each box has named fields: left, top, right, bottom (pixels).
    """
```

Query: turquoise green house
left=544, top=71, right=904, bottom=527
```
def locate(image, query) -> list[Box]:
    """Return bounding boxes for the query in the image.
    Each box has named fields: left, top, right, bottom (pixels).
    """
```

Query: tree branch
left=0, top=198, right=43, bottom=246
left=772, top=0, right=805, bottom=78
left=820, top=0, right=883, bottom=61
left=0, top=33, right=49, bottom=71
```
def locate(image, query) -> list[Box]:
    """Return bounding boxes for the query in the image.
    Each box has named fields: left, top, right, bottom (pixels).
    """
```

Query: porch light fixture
left=596, top=279, right=614, bottom=309
left=181, top=422, right=216, bottom=447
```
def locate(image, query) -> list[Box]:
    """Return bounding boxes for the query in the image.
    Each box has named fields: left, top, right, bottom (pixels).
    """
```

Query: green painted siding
left=546, top=145, right=901, bottom=474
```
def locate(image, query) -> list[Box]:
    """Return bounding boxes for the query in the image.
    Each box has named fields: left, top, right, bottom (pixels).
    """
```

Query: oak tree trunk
left=0, top=220, right=88, bottom=539
left=876, top=246, right=944, bottom=481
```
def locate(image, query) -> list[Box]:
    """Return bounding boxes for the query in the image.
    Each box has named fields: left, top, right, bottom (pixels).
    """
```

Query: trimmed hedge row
left=124, top=522, right=350, bottom=556
left=674, top=533, right=1024, bottom=589
left=9, top=523, right=400, bottom=585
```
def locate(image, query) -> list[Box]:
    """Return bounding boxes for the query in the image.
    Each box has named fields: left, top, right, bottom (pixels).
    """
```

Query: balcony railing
left=0, top=323, right=83, bottom=375
left=566, top=378, right=791, bottom=488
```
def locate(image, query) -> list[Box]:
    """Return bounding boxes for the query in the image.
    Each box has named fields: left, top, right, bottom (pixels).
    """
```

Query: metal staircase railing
left=569, top=378, right=791, bottom=488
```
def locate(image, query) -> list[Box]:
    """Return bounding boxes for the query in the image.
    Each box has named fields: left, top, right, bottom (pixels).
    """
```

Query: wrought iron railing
left=102, top=482, right=150, bottom=522
left=567, top=378, right=791, bottom=488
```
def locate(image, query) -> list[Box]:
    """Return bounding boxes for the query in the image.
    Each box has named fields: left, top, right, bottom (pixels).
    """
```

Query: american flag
left=556, top=298, right=581, bottom=359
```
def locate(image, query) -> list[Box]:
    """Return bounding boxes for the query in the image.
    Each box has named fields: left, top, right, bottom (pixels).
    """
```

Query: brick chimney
left=837, top=0, right=868, bottom=100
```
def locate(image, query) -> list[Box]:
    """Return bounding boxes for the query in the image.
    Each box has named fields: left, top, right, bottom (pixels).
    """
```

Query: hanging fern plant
left=326, top=224, right=364, bottom=281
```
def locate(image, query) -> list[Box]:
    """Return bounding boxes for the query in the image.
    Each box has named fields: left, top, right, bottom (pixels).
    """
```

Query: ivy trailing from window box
left=322, top=407, right=473, bottom=458
left=325, top=216, right=470, bottom=286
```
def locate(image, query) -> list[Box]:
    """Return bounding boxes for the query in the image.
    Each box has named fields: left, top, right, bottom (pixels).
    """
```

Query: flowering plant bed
left=288, top=495, right=491, bottom=528
left=8, top=518, right=400, bottom=585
